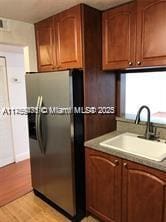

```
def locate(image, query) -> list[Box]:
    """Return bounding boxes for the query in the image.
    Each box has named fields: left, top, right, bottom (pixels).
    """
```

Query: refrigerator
left=26, top=70, right=85, bottom=221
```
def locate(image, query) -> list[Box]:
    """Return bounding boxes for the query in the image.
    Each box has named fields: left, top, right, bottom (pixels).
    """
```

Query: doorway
left=0, top=44, right=32, bottom=206
left=0, top=44, right=30, bottom=167
left=0, top=57, right=14, bottom=167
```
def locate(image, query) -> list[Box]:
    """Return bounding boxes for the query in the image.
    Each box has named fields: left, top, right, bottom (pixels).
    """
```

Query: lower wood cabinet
left=86, top=148, right=122, bottom=222
left=85, top=147, right=166, bottom=222
left=122, top=160, right=166, bottom=222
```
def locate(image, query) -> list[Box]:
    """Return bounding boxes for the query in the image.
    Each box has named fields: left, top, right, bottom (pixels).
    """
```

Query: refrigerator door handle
left=38, top=96, right=46, bottom=154
left=35, top=96, right=43, bottom=153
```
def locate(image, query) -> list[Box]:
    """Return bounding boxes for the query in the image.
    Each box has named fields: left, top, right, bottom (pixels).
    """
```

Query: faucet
left=135, top=105, right=157, bottom=140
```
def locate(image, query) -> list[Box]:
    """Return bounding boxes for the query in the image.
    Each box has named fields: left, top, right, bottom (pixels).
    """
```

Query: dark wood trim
left=82, top=5, right=116, bottom=140
left=116, top=72, right=126, bottom=117
left=116, top=72, right=121, bottom=117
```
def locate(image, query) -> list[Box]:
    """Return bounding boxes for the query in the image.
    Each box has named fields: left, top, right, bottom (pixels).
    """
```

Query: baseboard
left=15, top=152, right=30, bottom=162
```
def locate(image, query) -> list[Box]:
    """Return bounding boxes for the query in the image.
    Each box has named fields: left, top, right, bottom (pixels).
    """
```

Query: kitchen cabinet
left=122, top=160, right=166, bottom=222
left=86, top=147, right=166, bottom=222
left=102, top=2, right=136, bottom=70
left=35, top=5, right=83, bottom=71
left=136, top=0, right=166, bottom=67
left=54, top=5, right=83, bottom=69
left=86, top=148, right=122, bottom=222
left=35, top=17, right=55, bottom=72
left=103, top=0, right=166, bottom=70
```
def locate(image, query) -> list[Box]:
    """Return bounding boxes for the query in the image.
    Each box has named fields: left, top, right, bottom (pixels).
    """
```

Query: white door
left=0, top=57, right=14, bottom=167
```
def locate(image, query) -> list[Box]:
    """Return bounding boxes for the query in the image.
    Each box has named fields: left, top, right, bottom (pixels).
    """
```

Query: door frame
left=0, top=56, right=15, bottom=166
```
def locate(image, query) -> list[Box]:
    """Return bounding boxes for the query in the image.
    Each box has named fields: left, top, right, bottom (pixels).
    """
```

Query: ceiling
left=0, top=0, right=132, bottom=23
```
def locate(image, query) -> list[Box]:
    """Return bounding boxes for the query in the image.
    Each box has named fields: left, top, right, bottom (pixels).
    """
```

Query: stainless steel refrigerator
left=26, top=70, right=85, bottom=221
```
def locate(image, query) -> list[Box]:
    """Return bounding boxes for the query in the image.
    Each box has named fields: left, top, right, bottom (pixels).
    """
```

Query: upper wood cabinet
left=102, top=2, right=136, bottom=70
left=103, top=0, right=166, bottom=70
left=122, top=160, right=166, bottom=222
left=35, top=5, right=83, bottom=72
left=35, top=17, right=56, bottom=72
left=86, top=148, right=122, bottom=222
left=54, top=5, right=83, bottom=69
left=136, top=0, right=166, bottom=67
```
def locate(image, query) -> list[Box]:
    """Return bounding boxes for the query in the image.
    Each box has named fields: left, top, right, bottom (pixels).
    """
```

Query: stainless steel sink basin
left=100, top=133, right=166, bottom=162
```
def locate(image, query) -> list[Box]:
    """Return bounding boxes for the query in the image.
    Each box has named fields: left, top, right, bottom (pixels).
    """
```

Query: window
left=120, top=72, right=166, bottom=124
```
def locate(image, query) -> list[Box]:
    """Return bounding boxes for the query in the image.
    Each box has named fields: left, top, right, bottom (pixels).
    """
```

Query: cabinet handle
left=128, top=61, right=133, bottom=66
left=137, top=61, right=141, bottom=65
left=114, top=160, right=119, bottom=166
left=123, top=163, right=128, bottom=168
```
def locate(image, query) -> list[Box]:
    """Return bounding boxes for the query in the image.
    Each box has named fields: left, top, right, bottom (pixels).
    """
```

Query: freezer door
left=26, top=75, right=45, bottom=195
left=26, top=71, right=76, bottom=216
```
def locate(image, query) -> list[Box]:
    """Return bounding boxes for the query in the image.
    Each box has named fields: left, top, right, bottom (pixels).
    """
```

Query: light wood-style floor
left=0, top=160, right=98, bottom=221
left=0, top=192, right=98, bottom=222
left=0, top=159, right=32, bottom=207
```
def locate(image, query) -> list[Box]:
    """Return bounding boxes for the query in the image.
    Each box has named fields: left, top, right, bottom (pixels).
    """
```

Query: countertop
left=84, top=131, right=166, bottom=172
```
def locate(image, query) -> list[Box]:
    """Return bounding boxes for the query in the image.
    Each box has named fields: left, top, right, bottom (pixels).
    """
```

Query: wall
left=0, top=18, right=37, bottom=163
left=0, top=49, right=30, bottom=162
left=0, top=18, right=37, bottom=72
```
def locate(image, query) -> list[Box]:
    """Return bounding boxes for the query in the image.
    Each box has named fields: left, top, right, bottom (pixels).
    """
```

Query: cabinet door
left=54, top=5, right=83, bottom=69
left=35, top=17, right=56, bottom=72
left=136, top=0, right=166, bottom=67
left=102, top=2, right=136, bottom=70
left=86, top=148, right=122, bottom=222
left=122, top=160, right=166, bottom=222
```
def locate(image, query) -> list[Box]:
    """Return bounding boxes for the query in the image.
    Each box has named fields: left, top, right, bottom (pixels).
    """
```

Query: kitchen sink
left=100, top=133, right=166, bottom=162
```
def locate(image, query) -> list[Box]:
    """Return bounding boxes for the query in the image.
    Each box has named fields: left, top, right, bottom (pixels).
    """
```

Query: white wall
left=0, top=50, right=30, bottom=162
left=0, top=18, right=37, bottom=72
left=0, top=18, right=37, bottom=163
